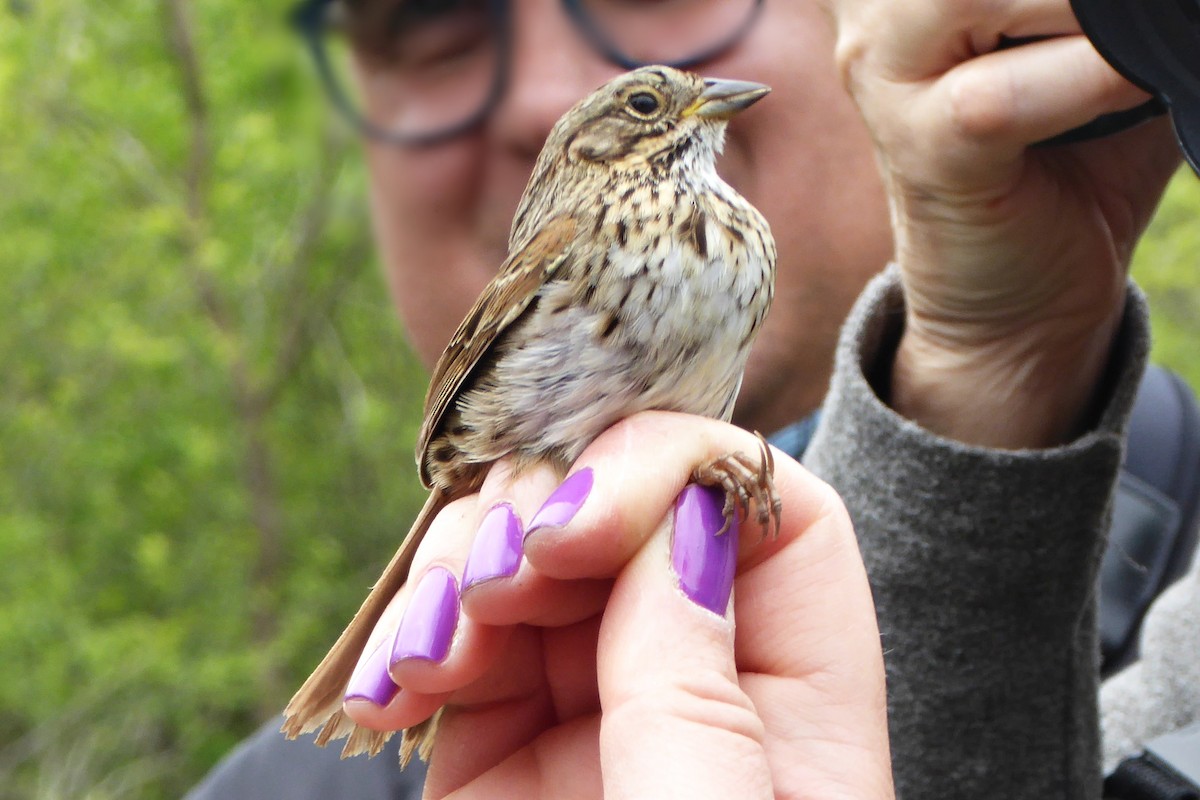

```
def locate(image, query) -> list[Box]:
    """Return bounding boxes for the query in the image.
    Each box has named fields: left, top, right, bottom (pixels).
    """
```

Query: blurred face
left=355, top=0, right=891, bottom=433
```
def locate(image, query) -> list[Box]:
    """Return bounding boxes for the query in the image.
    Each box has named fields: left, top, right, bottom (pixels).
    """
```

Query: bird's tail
left=281, top=490, right=449, bottom=759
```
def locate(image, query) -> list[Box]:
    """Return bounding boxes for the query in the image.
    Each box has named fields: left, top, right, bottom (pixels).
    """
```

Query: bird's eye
left=626, top=91, right=661, bottom=117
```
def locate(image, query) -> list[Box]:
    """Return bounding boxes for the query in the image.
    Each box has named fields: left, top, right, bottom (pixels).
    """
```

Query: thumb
left=596, top=484, right=773, bottom=800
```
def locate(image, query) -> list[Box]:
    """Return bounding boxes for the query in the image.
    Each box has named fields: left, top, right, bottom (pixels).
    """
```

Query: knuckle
left=945, top=69, right=1017, bottom=142
left=611, top=674, right=765, bottom=745
left=808, top=472, right=849, bottom=519
left=833, top=31, right=867, bottom=93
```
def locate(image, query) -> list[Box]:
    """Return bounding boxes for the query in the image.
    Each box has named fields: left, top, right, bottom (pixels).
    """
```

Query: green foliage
left=4, top=1, right=1200, bottom=797
left=1132, top=169, right=1200, bottom=388
left=0, top=1, right=428, bottom=797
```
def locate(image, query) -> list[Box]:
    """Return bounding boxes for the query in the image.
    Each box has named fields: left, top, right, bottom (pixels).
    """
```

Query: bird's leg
left=691, top=433, right=781, bottom=539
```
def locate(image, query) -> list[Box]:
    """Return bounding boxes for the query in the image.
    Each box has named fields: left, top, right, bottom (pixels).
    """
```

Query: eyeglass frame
left=289, top=0, right=766, bottom=148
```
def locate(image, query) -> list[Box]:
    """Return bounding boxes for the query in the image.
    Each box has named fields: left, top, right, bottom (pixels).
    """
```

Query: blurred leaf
left=1132, top=169, right=1200, bottom=390
left=0, top=1, right=428, bottom=796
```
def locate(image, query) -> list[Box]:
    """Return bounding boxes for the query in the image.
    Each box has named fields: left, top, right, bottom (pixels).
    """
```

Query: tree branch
left=258, top=128, right=352, bottom=406
left=159, top=0, right=286, bottom=705
left=161, top=0, right=208, bottom=221
left=161, top=0, right=232, bottom=335
left=261, top=229, right=373, bottom=411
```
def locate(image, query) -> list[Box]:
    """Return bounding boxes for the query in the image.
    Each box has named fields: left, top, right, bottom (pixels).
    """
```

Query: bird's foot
left=691, top=433, right=781, bottom=539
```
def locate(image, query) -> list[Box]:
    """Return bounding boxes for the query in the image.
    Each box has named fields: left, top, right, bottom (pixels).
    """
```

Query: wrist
left=888, top=303, right=1125, bottom=449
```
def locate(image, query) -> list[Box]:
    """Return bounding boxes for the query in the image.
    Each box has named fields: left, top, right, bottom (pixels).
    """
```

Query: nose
left=489, top=0, right=623, bottom=158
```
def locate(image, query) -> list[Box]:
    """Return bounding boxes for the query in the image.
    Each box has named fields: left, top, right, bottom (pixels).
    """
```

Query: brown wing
left=416, top=215, right=578, bottom=486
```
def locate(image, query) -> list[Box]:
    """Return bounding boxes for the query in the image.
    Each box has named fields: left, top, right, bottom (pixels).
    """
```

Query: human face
left=361, top=0, right=891, bottom=433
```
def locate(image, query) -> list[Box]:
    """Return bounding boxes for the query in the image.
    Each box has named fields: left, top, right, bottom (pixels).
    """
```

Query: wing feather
left=416, top=216, right=578, bottom=485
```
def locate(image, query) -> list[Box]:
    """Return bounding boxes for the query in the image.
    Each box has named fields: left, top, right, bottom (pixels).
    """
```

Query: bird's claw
left=691, top=432, right=781, bottom=539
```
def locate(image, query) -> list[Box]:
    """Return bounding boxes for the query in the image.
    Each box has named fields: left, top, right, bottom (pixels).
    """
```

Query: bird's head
left=509, top=66, right=769, bottom=246
left=546, top=66, right=770, bottom=175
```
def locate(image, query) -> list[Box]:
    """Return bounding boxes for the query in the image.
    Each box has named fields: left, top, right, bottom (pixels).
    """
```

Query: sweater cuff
left=813, top=264, right=1149, bottom=456
left=804, top=265, right=1151, bottom=798
left=806, top=263, right=1150, bottom=588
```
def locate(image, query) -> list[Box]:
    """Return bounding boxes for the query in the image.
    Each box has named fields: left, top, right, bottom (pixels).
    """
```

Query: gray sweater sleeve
left=804, top=268, right=1150, bottom=799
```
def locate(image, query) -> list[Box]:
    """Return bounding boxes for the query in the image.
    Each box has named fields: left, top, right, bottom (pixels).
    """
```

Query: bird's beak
left=683, top=78, right=771, bottom=121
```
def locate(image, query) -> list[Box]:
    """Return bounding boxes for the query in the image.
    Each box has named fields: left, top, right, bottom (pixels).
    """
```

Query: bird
left=282, top=64, right=779, bottom=766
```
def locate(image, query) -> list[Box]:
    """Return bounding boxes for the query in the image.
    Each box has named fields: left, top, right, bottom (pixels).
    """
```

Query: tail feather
left=400, top=709, right=442, bottom=767
left=343, top=718, right=392, bottom=758
left=281, top=491, right=450, bottom=758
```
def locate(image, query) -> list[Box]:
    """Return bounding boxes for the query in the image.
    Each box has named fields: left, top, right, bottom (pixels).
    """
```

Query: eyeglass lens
left=573, top=0, right=760, bottom=66
left=315, top=0, right=760, bottom=142
left=319, top=0, right=500, bottom=140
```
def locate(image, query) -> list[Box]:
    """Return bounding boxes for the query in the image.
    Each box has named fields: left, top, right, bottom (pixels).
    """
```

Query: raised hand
left=829, top=0, right=1180, bottom=447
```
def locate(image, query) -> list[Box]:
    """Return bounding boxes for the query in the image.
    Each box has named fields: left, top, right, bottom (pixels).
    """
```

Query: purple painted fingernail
left=390, top=567, right=459, bottom=664
left=526, top=468, right=594, bottom=537
left=462, top=503, right=523, bottom=591
left=672, top=484, right=738, bottom=615
left=345, top=639, right=399, bottom=706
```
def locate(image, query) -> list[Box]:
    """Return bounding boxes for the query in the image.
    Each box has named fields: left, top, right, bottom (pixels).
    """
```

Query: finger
left=462, top=573, right=613, bottom=627
left=598, top=484, right=772, bottom=799
left=928, top=35, right=1150, bottom=157
left=519, top=411, right=809, bottom=581
left=733, top=475, right=893, bottom=796
left=594, top=461, right=889, bottom=797
left=453, top=459, right=614, bottom=627
left=435, top=716, right=603, bottom=800
left=342, top=490, right=514, bottom=730
left=346, top=452, right=616, bottom=731
left=834, top=0, right=1152, bottom=186
left=837, top=0, right=1079, bottom=80
left=340, top=639, right=450, bottom=733
left=426, top=621, right=605, bottom=798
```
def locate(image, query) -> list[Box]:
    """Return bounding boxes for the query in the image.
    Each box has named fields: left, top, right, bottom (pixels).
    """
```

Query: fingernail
left=526, top=468, right=594, bottom=537
left=390, top=567, right=459, bottom=664
left=462, top=503, right=523, bottom=591
left=345, top=639, right=399, bottom=706
left=672, top=484, right=738, bottom=615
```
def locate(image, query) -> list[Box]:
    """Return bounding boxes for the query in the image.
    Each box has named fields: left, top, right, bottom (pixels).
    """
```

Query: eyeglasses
left=290, top=0, right=764, bottom=147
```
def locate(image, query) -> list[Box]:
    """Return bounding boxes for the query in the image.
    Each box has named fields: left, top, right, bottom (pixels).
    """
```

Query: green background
left=1, top=2, right=1198, bottom=797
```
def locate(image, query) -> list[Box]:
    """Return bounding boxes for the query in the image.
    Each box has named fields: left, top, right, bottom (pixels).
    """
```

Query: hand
left=829, top=0, right=1179, bottom=447
left=341, top=412, right=893, bottom=799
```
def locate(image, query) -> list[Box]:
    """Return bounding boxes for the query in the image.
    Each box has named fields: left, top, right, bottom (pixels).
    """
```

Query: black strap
left=1107, top=755, right=1200, bottom=800
left=1100, top=365, right=1200, bottom=674
left=1106, top=723, right=1200, bottom=800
